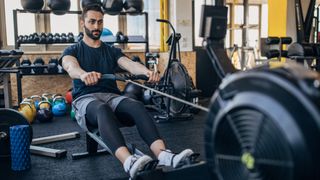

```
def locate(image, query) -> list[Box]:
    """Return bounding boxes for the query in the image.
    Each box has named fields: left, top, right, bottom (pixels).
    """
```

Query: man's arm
left=117, top=56, right=160, bottom=83
left=62, top=55, right=101, bottom=86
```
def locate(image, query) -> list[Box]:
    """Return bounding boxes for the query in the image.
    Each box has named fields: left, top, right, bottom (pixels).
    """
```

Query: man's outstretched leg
left=115, top=98, right=194, bottom=168
left=86, top=100, right=153, bottom=178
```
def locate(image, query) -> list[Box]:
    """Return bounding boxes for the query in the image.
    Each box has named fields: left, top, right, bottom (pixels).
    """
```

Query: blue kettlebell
left=30, top=95, right=42, bottom=110
left=52, top=96, right=67, bottom=116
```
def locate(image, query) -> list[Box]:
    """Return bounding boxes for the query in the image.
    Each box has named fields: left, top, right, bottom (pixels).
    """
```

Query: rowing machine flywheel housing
left=205, top=62, right=320, bottom=180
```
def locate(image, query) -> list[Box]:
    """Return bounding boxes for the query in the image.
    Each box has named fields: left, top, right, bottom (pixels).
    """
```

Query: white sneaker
left=124, top=155, right=153, bottom=178
left=158, top=149, right=194, bottom=168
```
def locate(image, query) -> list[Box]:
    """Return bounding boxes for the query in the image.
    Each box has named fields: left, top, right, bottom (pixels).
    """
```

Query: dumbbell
left=22, top=35, right=29, bottom=43
left=116, top=31, right=128, bottom=42
left=20, top=58, right=32, bottom=74
left=46, top=33, right=54, bottom=43
left=17, top=35, right=24, bottom=44
left=27, top=34, right=35, bottom=43
left=36, top=100, right=53, bottom=123
left=48, top=58, right=59, bottom=74
left=33, top=57, right=45, bottom=74
left=60, top=33, right=67, bottom=43
left=77, top=32, right=84, bottom=42
left=53, top=33, right=61, bottom=43
left=32, top=33, right=40, bottom=43
left=67, top=32, right=74, bottom=43
left=39, top=32, right=47, bottom=43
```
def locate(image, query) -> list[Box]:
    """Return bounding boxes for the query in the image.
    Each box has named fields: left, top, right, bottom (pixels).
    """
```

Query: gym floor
left=1, top=98, right=210, bottom=180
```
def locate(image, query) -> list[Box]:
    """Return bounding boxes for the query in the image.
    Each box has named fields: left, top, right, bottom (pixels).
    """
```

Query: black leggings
left=85, top=98, right=161, bottom=154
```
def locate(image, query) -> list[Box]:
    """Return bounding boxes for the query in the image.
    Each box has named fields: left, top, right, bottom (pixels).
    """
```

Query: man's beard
left=84, top=25, right=102, bottom=40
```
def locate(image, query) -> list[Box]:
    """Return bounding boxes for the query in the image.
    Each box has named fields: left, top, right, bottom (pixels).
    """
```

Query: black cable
left=177, top=39, right=181, bottom=62
left=205, top=40, right=226, bottom=80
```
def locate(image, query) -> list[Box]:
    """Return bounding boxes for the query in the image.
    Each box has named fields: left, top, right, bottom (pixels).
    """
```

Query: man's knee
left=93, top=102, right=113, bottom=114
left=123, top=98, right=145, bottom=109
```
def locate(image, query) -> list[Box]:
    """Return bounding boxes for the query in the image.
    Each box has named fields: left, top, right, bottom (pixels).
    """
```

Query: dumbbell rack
left=12, top=9, right=150, bottom=104
left=13, top=9, right=150, bottom=54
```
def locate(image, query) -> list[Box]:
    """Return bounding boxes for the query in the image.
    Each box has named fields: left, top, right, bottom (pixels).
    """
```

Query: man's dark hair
left=81, top=4, right=104, bottom=20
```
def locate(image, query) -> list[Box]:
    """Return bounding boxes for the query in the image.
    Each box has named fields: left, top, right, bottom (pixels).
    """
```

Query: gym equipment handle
left=100, top=74, right=149, bottom=81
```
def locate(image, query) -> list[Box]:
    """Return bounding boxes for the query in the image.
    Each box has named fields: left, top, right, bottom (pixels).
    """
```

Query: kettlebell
left=36, top=101, right=53, bottom=123
left=48, top=58, right=59, bottom=74
left=70, top=108, right=76, bottom=121
left=21, top=98, right=37, bottom=118
left=30, top=95, right=42, bottom=110
left=52, top=96, right=67, bottom=116
left=42, top=93, right=54, bottom=103
left=65, top=89, right=73, bottom=104
left=33, top=57, right=45, bottom=74
left=18, top=101, right=35, bottom=124
left=20, top=58, right=32, bottom=74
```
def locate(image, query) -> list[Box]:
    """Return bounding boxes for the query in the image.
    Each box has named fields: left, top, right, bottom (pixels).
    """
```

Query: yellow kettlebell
left=21, top=98, right=37, bottom=118
left=18, top=101, right=35, bottom=124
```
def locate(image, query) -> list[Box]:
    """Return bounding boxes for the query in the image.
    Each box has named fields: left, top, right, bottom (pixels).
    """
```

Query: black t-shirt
left=60, top=40, right=125, bottom=99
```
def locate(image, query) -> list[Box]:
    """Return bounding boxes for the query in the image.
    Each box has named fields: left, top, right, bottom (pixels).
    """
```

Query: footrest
left=175, top=153, right=200, bottom=168
left=141, top=160, right=159, bottom=171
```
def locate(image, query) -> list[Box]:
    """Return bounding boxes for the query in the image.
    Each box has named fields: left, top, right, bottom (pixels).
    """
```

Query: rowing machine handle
left=100, top=74, right=149, bottom=81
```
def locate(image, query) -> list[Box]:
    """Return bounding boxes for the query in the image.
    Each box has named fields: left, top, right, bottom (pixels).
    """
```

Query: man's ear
left=80, top=19, right=84, bottom=28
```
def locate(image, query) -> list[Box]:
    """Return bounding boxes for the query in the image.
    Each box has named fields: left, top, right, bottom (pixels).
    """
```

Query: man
left=60, top=5, right=194, bottom=178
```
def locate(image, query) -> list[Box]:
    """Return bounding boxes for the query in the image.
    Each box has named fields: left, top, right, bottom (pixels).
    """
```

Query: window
left=104, top=15, right=119, bottom=35
left=127, top=1, right=160, bottom=49
left=193, top=1, right=230, bottom=47
left=4, top=0, right=36, bottom=46
left=193, top=1, right=267, bottom=52
left=194, top=0, right=205, bottom=47
left=234, top=5, right=244, bottom=24
left=261, top=4, right=268, bottom=38
left=50, top=2, right=79, bottom=35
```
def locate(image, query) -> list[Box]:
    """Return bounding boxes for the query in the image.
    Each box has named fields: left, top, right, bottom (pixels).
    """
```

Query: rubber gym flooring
left=0, top=98, right=210, bottom=180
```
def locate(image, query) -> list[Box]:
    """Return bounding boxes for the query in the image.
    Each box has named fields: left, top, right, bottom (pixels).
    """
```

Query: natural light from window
left=5, top=0, right=36, bottom=46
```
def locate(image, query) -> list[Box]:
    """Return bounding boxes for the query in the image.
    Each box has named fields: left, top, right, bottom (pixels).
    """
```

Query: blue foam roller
left=10, top=125, right=31, bottom=171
